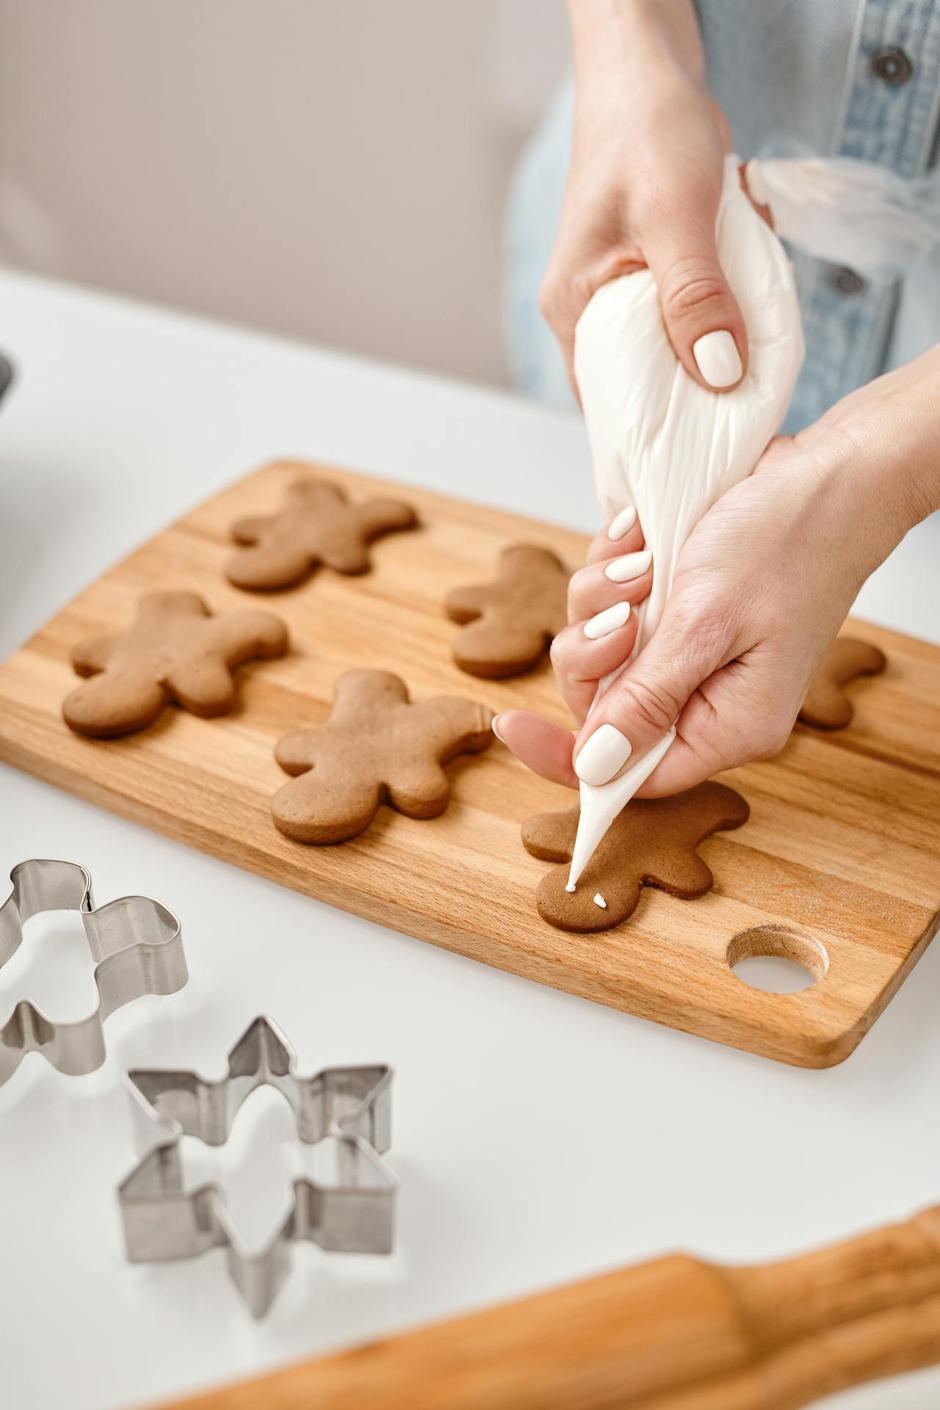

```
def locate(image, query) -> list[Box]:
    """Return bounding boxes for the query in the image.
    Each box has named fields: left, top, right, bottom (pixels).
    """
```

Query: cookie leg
left=319, top=542, right=373, bottom=575
left=386, top=761, right=452, bottom=820
left=226, top=543, right=314, bottom=591
left=166, top=658, right=239, bottom=717
left=211, top=611, right=290, bottom=662
left=63, top=671, right=168, bottom=738
left=271, top=770, right=383, bottom=844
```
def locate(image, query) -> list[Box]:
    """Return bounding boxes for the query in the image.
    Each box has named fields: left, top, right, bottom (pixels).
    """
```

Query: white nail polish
left=692, top=330, right=743, bottom=389
left=605, top=550, right=652, bottom=584
left=584, top=601, right=631, bottom=640
left=607, top=505, right=637, bottom=541
left=574, top=723, right=633, bottom=785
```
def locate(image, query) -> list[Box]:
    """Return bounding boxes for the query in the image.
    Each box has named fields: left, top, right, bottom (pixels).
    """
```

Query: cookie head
left=522, top=782, right=750, bottom=933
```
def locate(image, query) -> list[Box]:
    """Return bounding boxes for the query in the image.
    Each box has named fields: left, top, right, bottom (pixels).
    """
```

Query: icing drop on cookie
left=593, top=893, right=607, bottom=909
left=565, top=880, right=576, bottom=893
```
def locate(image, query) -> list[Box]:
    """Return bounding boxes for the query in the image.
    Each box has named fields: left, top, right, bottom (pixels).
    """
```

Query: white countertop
left=1, top=269, right=938, bottom=1410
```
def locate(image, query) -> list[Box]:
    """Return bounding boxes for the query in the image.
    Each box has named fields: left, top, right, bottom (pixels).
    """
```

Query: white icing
left=593, top=893, right=607, bottom=909
left=564, top=880, right=576, bottom=894
left=567, top=155, right=804, bottom=889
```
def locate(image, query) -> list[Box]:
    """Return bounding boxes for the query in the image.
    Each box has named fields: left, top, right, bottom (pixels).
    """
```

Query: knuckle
left=620, top=675, right=681, bottom=735
left=659, top=258, right=729, bottom=322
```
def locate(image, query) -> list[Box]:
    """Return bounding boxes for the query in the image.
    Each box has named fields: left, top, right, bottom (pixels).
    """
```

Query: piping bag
left=564, top=155, right=804, bottom=891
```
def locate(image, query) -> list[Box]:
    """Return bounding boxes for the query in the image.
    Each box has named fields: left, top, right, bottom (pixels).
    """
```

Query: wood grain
left=0, top=459, right=937, bottom=1067
left=162, top=1206, right=940, bottom=1410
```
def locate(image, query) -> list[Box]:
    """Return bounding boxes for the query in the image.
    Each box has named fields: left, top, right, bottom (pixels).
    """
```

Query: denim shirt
left=506, top=0, right=940, bottom=431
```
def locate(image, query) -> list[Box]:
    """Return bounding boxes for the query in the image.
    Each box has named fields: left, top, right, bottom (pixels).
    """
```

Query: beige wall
left=0, top=0, right=567, bottom=387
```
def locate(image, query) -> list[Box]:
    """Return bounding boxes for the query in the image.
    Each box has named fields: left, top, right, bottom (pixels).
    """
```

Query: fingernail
left=692, top=330, right=743, bottom=389
left=574, top=723, right=633, bottom=785
left=607, top=505, right=637, bottom=541
left=584, top=601, right=631, bottom=640
left=605, top=550, right=651, bottom=584
left=491, top=714, right=507, bottom=743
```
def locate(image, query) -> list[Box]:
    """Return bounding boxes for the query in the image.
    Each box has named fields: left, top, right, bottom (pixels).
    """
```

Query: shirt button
left=832, top=266, right=866, bottom=295
left=871, top=46, right=913, bottom=85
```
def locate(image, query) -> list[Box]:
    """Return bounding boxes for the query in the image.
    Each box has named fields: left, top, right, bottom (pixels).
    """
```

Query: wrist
left=568, top=0, right=704, bottom=91
left=800, top=348, right=940, bottom=566
left=798, top=443, right=919, bottom=593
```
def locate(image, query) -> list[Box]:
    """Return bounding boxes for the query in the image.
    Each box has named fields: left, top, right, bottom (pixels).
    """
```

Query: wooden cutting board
left=0, top=460, right=938, bottom=1068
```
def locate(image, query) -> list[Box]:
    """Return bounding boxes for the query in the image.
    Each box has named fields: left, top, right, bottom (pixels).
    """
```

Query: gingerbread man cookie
left=272, top=669, right=494, bottom=843
left=225, top=476, right=417, bottom=591
left=522, top=782, right=749, bottom=933
left=799, top=636, right=887, bottom=730
left=63, top=590, right=288, bottom=738
left=445, top=544, right=569, bottom=678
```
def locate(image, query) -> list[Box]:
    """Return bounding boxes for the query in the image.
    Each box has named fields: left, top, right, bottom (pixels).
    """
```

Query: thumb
left=572, top=605, right=719, bottom=788
left=643, top=198, right=748, bottom=392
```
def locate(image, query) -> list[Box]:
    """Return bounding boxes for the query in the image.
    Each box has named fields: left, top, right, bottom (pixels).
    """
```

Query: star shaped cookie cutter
left=0, top=859, right=186, bottom=1086
left=117, top=1016, right=397, bottom=1316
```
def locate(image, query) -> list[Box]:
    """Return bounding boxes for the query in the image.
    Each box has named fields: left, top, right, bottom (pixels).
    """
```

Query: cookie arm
left=422, top=697, right=494, bottom=759
left=70, top=634, right=116, bottom=677
left=521, top=810, right=578, bottom=864
left=274, top=730, right=318, bottom=776
left=355, top=497, right=417, bottom=541
left=230, top=515, right=273, bottom=546
left=444, top=584, right=490, bottom=625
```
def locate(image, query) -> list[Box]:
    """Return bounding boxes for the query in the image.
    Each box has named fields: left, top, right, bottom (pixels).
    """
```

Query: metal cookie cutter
left=118, top=1015, right=396, bottom=1317
left=0, top=859, right=186, bottom=1086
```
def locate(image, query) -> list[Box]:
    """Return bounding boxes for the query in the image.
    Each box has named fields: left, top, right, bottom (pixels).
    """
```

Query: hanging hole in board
left=727, top=924, right=828, bottom=995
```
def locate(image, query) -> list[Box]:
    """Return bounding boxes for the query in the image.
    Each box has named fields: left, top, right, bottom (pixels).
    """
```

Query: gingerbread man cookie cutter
left=0, top=859, right=186, bottom=1086
left=118, top=1016, right=396, bottom=1317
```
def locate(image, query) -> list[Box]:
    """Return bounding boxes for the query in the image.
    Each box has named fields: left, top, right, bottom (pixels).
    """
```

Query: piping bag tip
left=566, top=726, right=677, bottom=892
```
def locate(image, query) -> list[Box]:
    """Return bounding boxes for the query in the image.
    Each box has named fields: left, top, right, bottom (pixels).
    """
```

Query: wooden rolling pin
left=167, top=1206, right=940, bottom=1410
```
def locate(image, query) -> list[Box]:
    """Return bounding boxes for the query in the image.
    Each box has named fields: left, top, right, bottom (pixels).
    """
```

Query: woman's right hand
left=542, top=0, right=747, bottom=394
left=492, top=344, right=940, bottom=797
left=493, top=506, right=654, bottom=779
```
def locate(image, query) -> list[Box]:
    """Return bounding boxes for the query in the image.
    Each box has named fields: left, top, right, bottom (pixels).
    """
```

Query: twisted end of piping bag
left=566, top=726, right=677, bottom=892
